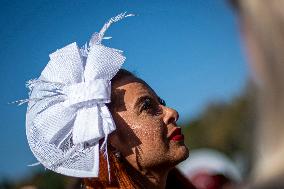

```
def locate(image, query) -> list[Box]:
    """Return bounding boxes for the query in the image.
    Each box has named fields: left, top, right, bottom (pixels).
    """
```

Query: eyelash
left=141, top=98, right=153, bottom=111
left=159, top=98, right=166, bottom=106
left=140, top=97, right=166, bottom=113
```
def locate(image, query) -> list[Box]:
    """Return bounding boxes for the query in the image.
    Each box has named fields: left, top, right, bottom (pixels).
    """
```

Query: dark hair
left=112, top=69, right=135, bottom=84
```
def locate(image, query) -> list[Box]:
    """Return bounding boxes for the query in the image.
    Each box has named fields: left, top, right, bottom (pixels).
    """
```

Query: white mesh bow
left=23, top=12, right=134, bottom=178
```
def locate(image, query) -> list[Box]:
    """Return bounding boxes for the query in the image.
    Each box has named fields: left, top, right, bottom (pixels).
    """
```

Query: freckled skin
left=109, top=75, right=189, bottom=173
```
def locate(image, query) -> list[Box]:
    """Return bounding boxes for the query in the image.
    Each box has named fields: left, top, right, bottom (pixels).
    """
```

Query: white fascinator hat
left=20, top=12, right=134, bottom=178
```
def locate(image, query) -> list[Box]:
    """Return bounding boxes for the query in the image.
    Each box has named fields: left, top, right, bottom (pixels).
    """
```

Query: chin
left=176, top=145, right=189, bottom=162
left=168, top=144, right=189, bottom=167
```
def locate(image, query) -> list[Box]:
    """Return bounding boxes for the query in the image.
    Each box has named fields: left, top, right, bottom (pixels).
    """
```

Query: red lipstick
left=168, top=127, right=184, bottom=141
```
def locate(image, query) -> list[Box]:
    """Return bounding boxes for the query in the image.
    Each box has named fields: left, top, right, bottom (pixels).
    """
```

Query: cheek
left=130, top=118, right=169, bottom=152
left=113, top=111, right=169, bottom=157
left=134, top=125, right=163, bottom=142
left=130, top=115, right=165, bottom=139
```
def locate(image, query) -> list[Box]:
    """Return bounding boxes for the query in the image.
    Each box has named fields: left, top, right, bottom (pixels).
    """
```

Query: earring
left=115, top=151, right=121, bottom=159
left=114, top=150, right=123, bottom=162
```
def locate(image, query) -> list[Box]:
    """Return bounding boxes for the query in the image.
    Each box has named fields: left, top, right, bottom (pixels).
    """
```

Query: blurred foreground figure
left=178, top=149, right=241, bottom=189
left=231, top=0, right=284, bottom=188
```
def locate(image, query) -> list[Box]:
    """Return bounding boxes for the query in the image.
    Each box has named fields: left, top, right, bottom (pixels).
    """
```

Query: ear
left=108, top=131, right=120, bottom=151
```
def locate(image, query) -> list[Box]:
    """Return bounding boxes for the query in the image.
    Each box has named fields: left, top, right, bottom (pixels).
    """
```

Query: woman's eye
left=141, top=98, right=153, bottom=111
left=159, top=98, right=166, bottom=106
left=140, top=97, right=163, bottom=116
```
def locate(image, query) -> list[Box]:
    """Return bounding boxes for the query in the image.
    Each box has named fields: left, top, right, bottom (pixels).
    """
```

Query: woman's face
left=109, top=75, right=189, bottom=171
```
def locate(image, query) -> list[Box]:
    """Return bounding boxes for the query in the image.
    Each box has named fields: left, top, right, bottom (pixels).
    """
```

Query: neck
left=125, top=162, right=169, bottom=189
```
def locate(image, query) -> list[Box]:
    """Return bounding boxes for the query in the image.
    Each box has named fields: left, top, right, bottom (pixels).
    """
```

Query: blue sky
left=0, top=0, right=247, bottom=180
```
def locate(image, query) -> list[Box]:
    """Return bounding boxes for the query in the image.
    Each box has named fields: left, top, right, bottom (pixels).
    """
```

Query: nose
left=163, top=106, right=179, bottom=125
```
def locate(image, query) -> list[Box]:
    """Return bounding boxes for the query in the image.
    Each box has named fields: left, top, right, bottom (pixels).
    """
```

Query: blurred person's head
left=190, top=172, right=232, bottom=189
left=178, top=149, right=241, bottom=189
left=230, top=0, right=284, bottom=187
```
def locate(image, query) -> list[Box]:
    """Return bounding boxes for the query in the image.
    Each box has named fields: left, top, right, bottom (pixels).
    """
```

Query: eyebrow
left=133, top=95, right=153, bottom=109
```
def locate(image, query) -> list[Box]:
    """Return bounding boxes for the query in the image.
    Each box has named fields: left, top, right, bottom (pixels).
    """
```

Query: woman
left=84, top=69, right=193, bottom=188
left=22, top=13, right=194, bottom=189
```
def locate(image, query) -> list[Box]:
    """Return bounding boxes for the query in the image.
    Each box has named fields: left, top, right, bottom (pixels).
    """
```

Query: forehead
left=112, top=76, right=157, bottom=107
left=118, top=78, right=155, bottom=97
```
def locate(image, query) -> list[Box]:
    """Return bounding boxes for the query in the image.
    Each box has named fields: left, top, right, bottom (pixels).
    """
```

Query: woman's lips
left=168, top=127, right=184, bottom=141
left=171, top=134, right=184, bottom=141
